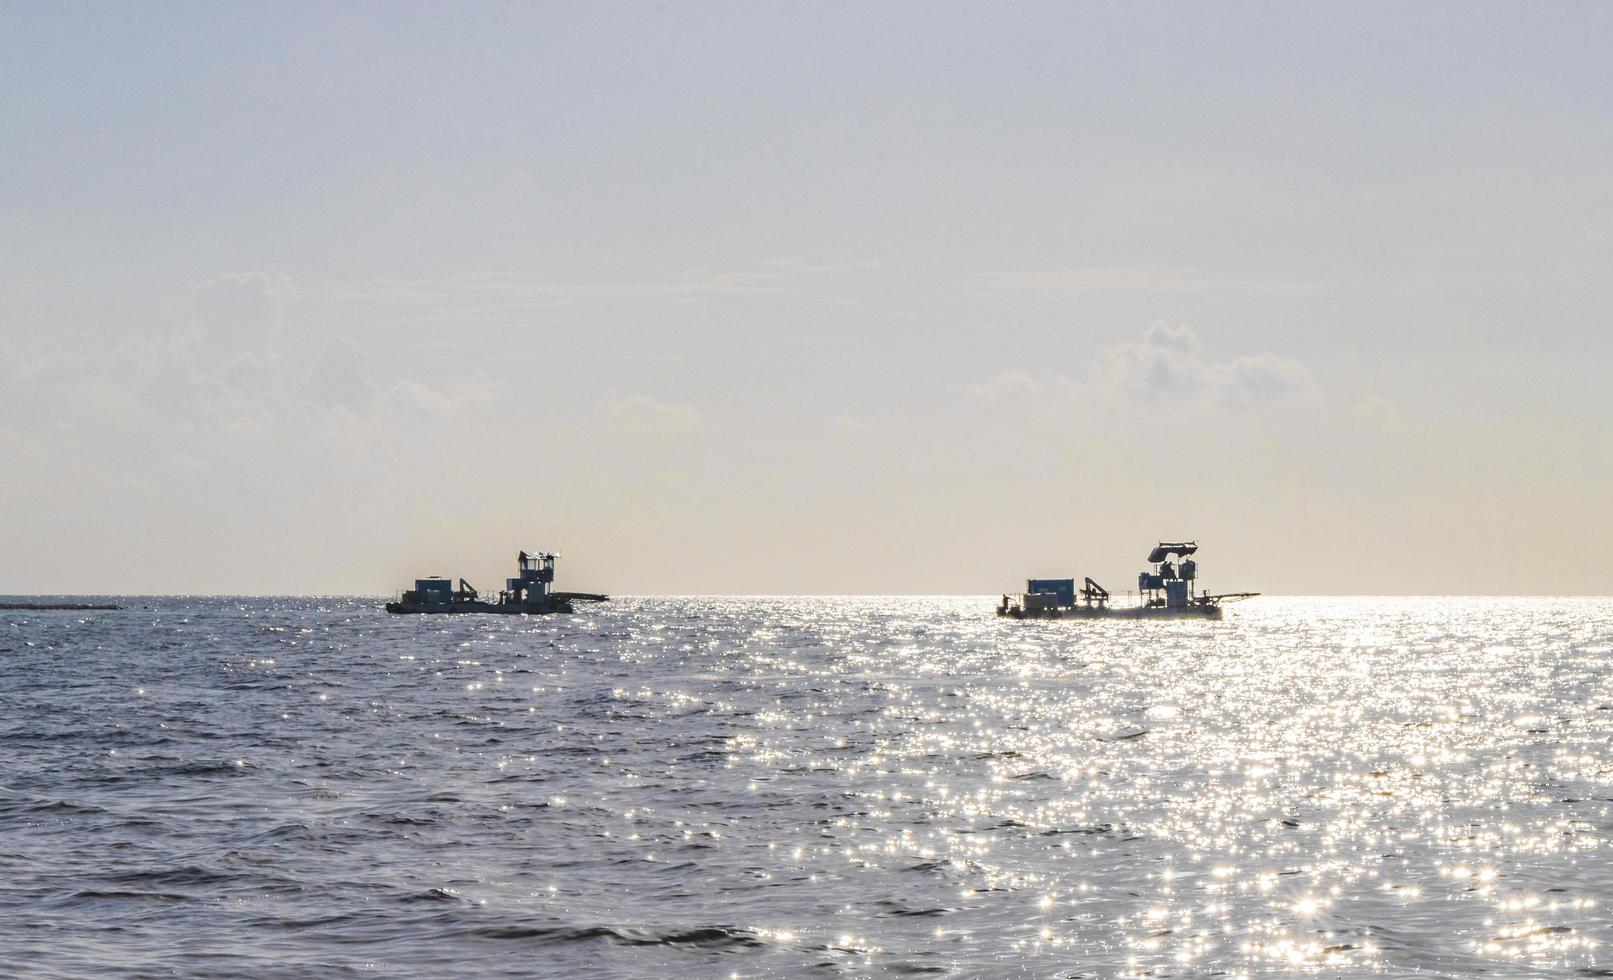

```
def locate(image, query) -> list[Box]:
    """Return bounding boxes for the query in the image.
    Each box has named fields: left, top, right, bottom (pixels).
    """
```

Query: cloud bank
left=1097, top=321, right=1319, bottom=409
left=971, top=321, right=1319, bottom=413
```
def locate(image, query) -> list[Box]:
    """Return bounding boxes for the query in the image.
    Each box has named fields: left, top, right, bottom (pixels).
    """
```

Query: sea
left=3, top=596, right=1611, bottom=978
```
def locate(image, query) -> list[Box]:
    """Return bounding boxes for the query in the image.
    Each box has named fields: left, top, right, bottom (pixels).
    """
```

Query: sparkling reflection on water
left=3, top=596, right=1611, bottom=977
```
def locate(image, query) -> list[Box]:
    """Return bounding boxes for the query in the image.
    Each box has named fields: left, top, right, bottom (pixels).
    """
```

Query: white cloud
left=969, top=321, right=1319, bottom=414
left=192, top=271, right=297, bottom=362
left=295, top=335, right=504, bottom=423
left=1351, top=394, right=1406, bottom=428
left=301, top=337, right=372, bottom=410
left=967, top=369, right=1043, bottom=404
left=373, top=373, right=506, bottom=422
left=1216, top=351, right=1320, bottom=409
left=598, top=389, right=707, bottom=436
left=979, top=264, right=1310, bottom=295
left=335, top=267, right=795, bottom=327
left=1093, top=321, right=1318, bottom=409
left=1095, top=321, right=1208, bottom=401
left=327, top=261, right=883, bottom=329
left=0, top=277, right=503, bottom=450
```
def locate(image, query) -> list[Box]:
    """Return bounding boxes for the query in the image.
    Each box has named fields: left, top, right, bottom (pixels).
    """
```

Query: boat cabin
left=1138, top=541, right=1199, bottom=609
left=502, top=550, right=557, bottom=606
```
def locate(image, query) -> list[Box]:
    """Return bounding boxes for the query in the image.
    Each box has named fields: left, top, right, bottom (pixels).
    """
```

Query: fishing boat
left=997, top=541, right=1256, bottom=620
left=386, top=550, right=607, bottom=615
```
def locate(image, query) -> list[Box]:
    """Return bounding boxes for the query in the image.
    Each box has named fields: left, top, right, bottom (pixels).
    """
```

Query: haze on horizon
left=2, top=2, right=1609, bottom=597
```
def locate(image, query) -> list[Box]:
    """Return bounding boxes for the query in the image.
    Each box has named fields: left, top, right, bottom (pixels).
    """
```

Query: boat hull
left=997, top=604, right=1222, bottom=621
left=385, top=598, right=575, bottom=615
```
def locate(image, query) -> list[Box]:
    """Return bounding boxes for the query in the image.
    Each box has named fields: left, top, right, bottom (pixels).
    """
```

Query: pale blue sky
left=2, top=3, right=1609, bottom=594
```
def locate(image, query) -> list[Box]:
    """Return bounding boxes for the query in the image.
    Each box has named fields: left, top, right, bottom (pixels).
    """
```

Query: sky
left=1, top=2, right=1610, bottom=595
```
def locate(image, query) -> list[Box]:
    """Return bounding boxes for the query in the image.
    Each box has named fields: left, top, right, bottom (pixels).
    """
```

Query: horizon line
left=5, top=593, right=1613, bottom=601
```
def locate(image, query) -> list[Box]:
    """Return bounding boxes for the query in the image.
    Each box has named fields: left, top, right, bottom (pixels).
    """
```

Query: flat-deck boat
left=386, top=551, right=606, bottom=615
left=997, top=541, right=1256, bottom=620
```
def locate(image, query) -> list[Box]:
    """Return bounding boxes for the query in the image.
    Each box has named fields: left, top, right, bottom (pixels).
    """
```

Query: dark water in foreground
left=3, top=596, right=1612, bottom=978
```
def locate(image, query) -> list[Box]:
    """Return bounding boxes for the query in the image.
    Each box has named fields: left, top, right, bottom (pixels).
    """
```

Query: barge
left=997, top=541, right=1256, bottom=620
left=386, top=550, right=607, bottom=615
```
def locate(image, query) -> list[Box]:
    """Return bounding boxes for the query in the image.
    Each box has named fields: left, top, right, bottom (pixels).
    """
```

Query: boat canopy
left=1147, top=542, right=1198, bottom=563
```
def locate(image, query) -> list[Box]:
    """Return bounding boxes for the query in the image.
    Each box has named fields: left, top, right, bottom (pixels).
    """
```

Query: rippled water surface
left=4, top=596, right=1613, bottom=977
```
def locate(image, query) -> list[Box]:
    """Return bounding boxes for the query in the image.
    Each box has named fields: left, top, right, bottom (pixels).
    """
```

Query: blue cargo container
left=1026, top=578, right=1076, bottom=606
left=414, top=578, right=453, bottom=597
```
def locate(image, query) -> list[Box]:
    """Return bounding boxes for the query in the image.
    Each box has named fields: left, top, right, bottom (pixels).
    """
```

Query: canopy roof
left=1147, top=542, right=1198, bottom=563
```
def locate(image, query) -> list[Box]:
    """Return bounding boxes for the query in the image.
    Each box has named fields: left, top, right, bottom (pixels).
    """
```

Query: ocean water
left=3, top=596, right=1611, bottom=978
